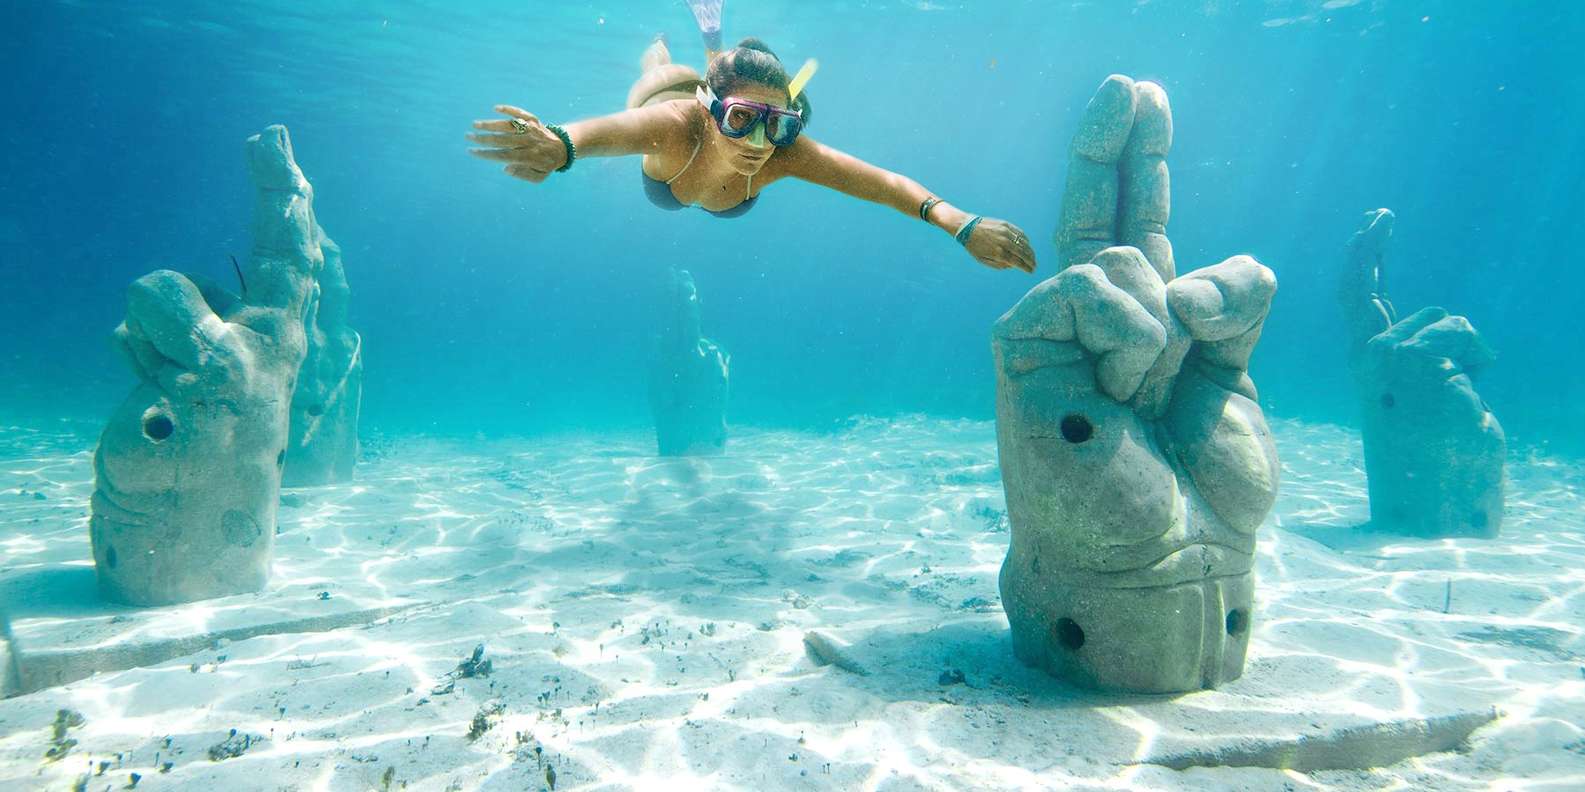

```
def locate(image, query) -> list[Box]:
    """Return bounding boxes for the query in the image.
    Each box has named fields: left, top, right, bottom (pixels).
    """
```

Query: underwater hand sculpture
left=649, top=268, right=729, bottom=456
left=1333, top=210, right=1504, bottom=538
left=283, top=232, right=363, bottom=487
left=1337, top=208, right=1397, bottom=372
left=90, top=125, right=324, bottom=605
left=994, top=75, right=1279, bottom=693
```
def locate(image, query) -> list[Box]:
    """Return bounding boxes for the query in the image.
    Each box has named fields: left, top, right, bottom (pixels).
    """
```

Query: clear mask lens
left=723, top=104, right=760, bottom=135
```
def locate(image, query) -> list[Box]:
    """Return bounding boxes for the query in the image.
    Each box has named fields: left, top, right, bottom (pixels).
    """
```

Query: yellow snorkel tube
left=787, top=58, right=818, bottom=102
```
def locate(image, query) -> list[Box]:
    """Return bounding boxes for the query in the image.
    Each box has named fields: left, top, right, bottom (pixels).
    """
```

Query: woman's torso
left=641, top=101, right=788, bottom=215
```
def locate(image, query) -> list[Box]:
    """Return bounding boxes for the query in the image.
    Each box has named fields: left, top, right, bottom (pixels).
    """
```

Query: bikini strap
left=666, top=138, right=704, bottom=185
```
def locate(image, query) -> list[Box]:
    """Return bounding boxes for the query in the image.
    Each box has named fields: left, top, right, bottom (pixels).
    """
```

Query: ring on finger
left=509, top=117, right=531, bottom=134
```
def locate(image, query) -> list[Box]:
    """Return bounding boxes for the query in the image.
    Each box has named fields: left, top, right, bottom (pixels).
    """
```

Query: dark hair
left=706, top=37, right=812, bottom=126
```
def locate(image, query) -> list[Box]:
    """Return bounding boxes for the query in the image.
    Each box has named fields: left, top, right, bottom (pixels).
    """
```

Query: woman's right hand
left=964, top=217, right=1038, bottom=274
left=467, top=105, right=567, bottom=183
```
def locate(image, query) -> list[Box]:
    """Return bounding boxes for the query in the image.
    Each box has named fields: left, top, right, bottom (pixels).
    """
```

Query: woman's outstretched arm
left=468, top=103, right=689, bottom=183
left=777, top=136, right=1037, bottom=274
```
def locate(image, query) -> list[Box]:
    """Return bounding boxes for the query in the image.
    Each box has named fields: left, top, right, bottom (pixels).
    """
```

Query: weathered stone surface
left=1143, top=708, right=1499, bottom=772
left=283, top=234, right=362, bottom=487
left=997, top=75, right=1279, bottom=693
left=648, top=269, right=729, bottom=456
left=89, top=126, right=324, bottom=606
left=1359, top=306, right=1505, bottom=538
left=1056, top=74, right=1175, bottom=281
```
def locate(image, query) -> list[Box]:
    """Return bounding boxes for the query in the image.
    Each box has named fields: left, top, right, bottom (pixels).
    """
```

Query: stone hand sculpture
left=283, top=233, right=362, bottom=487
left=1359, top=307, right=1504, bottom=538
left=1337, top=208, right=1397, bottom=372
left=90, top=125, right=324, bottom=605
left=1334, top=210, right=1505, bottom=538
left=995, top=75, right=1279, bottom=693
left=648, top=268, right=729, bottom=456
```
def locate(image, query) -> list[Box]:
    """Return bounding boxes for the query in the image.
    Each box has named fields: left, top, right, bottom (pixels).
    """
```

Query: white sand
left=1, top=416, right=1582, bottom=790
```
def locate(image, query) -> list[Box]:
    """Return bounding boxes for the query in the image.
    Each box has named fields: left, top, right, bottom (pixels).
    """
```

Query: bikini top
left=641, top=137, right=758, bottom=219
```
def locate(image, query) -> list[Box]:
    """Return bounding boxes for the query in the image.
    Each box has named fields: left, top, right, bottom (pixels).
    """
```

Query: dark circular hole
left=1059, top=414, right=1094, bottom=444
left=1226, top=608, right=1248, bottom=636
left=143, top=414, right=174, bottom=442
left=1380, top=393, right=1396, bottom=409
left=105, top=545, right=118, bottom=569
left=307, top=404, right=325, bottom=417
left=1054, top=618, right=1085, bottom=651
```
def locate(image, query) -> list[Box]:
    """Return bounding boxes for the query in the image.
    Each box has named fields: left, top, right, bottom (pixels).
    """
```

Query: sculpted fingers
left=1119, top=81, right=1174, bottom=281
left=995, top=264, right=1166, bottom=402
left=1056, top=75, right=1137, bottom=270
left=1167, top=255, right=1276, bottom=371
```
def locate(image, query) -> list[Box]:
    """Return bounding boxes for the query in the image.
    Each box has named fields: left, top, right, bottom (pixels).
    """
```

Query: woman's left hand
left=964, top=218, right=1038, bottom=274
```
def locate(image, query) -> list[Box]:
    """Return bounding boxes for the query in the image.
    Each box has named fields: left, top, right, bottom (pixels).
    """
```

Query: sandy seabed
left=0, top=416, right=1582, bottom=791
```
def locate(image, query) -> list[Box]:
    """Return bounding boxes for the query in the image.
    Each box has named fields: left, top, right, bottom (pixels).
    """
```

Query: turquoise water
left=4, top=0, right=1580, bottom=447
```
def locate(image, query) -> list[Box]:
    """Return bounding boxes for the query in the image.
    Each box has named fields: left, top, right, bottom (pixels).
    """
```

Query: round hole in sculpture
left=1059, top=414, right=1094, bottom=444
left=1380, top=392, right=1396, bottom=409
left=143, top=412, right=174, bottom=442
left=105, top=545, right=118, bottom=569
left=307, top=404, right=325, bottom=417
left=1226, top=608, right=1248, bottom=636
left=1054, top=618, right=1086, bottom=651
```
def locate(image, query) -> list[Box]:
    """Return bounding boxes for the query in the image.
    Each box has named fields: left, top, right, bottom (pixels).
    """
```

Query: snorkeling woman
left=466, top=5, right=1037, bottom=275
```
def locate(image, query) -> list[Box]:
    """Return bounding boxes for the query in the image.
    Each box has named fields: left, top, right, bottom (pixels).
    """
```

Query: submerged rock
left=1143, top=708, right=1499, bottom=772
left=996, top=75, right=1279, bottom=694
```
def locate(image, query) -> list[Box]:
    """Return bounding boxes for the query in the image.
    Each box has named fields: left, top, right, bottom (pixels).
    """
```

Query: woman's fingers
left=468, top=132, right=533, bottom=148
left=495, top=105, right=539, bottom=123
left=473, top=119, right=519, bottom=133
left=505, top=163, right=550, bottom=183
left=468, top=147, right=530, bottom=162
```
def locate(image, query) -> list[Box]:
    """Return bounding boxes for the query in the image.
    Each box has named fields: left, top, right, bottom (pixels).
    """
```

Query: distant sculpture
left=1336, top=211, right=1505, bottom=538
left=283, top=233, right=362, bottom=486
left=648, top=268, right=729, bottom=456
left=89, top=125, right=324, bottom=605
left=995, top=75, right=1280, bottom=693
left=1337, top=208, right=1397, bottom=373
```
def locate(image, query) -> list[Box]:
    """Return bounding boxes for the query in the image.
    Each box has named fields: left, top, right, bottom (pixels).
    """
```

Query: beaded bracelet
left=955, top=215, right=983, bottom=246
left=546, top=123, right=576, bottom=172
left=918, top=197, right=942, bottom=222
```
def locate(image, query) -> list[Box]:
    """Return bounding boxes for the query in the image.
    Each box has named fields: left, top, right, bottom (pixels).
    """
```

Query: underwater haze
left=3, top=0, right=1582, bottom=446
left=4, top=1, right=1585, bottom=790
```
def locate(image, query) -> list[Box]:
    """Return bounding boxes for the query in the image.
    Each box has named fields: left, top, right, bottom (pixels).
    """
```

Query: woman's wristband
left=546, top=123, right=576, bottom=172
left=955, top=215, right=983, bottom=246
left=918, top=196, right=942, bottom=221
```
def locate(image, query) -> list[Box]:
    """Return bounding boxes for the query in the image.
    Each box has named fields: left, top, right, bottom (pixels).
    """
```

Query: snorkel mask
left=697, top=85, right=805, bottom=146
left=696, top=58, right=816, bottom=147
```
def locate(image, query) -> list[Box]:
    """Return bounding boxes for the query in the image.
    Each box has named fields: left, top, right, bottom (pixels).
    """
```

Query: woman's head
left=704, top=39, right=812, bottom=171
left=707, top=39, right=811, bottom=118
